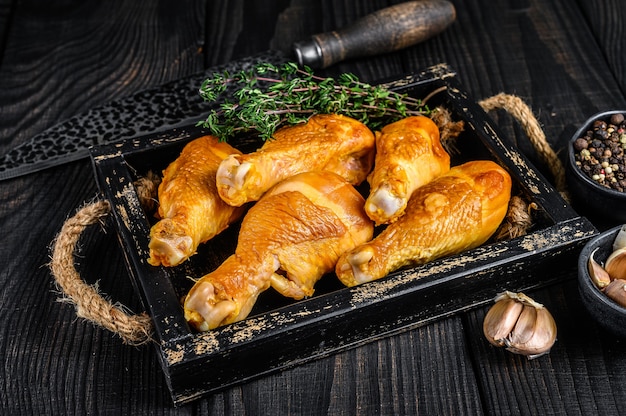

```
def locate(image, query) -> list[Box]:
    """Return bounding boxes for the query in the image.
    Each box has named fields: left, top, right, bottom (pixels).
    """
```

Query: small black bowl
left=578, top=225, right=626, bottom=339
left=566, top=110, right=626, bottom=224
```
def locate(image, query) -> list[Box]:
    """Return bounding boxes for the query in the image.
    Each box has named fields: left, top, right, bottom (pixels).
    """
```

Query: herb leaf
left=197, top=62, right=430, bottom=140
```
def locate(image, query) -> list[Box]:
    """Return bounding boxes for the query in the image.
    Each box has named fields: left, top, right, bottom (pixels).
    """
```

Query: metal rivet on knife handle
left=293, top=0, right=456, bottom=69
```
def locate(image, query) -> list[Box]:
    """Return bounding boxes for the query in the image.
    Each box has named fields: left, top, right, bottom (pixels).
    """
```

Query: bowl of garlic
left=578, top=224, right=626, bottom=338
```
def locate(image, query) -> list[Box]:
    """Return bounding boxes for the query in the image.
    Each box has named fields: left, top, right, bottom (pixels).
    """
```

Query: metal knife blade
left=0, top=51, right=287, bottom=181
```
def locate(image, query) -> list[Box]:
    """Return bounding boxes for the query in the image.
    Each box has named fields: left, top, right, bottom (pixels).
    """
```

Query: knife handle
left=293, top=0, right=456, bottom=69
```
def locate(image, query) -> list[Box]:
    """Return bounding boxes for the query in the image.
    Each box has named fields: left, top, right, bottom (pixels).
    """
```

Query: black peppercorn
left=573, top=138, right=588, bottom=151
left=594, top=120, right=607, bottom=130
left=595, top=129, right=609, bottom=140
left=611, top=113, right=625, bottom=125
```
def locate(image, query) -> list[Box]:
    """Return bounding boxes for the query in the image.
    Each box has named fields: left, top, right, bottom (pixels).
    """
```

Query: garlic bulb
left=588, top=225, right=626, bottom=305
left=483, top=291, right=557, bottom=359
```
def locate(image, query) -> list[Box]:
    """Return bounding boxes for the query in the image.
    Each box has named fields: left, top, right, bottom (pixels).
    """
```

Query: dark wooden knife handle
left=294, top=0, right=456, bottom=68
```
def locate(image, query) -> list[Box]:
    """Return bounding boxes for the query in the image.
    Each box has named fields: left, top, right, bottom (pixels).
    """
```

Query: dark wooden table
left=1, top=0, right=626, bottom=414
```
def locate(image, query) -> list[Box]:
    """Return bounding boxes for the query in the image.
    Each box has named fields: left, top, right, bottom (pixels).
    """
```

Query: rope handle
left=478, top=93, right=568, bottom=196
left=48, top=93, right=565, bottom=344
left=50, top=200, right=153, bottom=345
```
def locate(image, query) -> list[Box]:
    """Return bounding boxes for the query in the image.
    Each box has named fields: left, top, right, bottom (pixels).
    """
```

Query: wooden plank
left=204, top=0, right=293, bottom=66
left=0, top=0, right=205, bottom=157
left=0, top=0, right=15, bottom=66
left=184, top=319, right=484, bottom=415
left=237, top=319, right=484, bottom=415
left=576, top=0, right=626, bottom=91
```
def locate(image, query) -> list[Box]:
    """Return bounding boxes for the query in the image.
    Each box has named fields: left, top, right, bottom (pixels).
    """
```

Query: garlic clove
left=505, top=307, right=557, bottom=358
left=588, top=247, right=612, bottom=289
left=605, top=248, right=626, bottom=281
left=531, top=308, right=558, bottom=351
left=603, top=279, right=626, bottom=308
left=483, top=296, right=524, bottom=347
left=507, top=304, right=537, bottom=346
left=612, top=225, right=626, bottom=252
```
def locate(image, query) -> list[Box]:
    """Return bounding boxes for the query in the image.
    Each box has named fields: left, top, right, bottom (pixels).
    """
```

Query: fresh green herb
left=197, top=62, right=431, bottom=141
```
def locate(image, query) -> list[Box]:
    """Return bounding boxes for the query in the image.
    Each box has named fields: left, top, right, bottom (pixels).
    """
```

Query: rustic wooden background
left=1, top=0, right=625, bottom=414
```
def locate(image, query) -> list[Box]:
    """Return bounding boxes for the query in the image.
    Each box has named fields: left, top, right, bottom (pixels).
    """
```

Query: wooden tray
left=89, top=63, right=597, bottom=405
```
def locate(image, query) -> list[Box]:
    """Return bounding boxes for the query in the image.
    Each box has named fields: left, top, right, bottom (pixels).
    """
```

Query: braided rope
left=50, top=200, right=153, bottom=345
left=478, top=93, right=568, bottom=196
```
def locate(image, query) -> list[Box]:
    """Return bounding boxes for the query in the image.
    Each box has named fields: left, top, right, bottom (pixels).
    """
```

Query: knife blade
left=0, top=51, right=289, bottom=181
left=0, top=0, right=455, bottom=181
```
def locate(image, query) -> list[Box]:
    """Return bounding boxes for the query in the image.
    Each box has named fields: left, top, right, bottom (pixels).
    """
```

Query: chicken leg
left=184, top=171, right=374, bottom=331
left=364, top=115, right=450, bottom=225
left=336, top=160, right=512, bottom=286
left=148, top=135, right=245, bottom=267
left=215, top=114, right=376, bottom=207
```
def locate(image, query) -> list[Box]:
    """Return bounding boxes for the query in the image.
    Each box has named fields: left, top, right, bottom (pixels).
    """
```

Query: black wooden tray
left=89, top=63, right=597, bottom=405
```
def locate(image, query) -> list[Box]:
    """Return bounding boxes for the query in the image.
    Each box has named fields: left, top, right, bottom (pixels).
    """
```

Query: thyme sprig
left=197, top=62, right=430, bottom=141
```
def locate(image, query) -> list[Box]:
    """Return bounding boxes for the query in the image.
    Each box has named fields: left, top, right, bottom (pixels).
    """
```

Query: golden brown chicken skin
left=365, top=115, right=450, bottom=225
left=215, top=114, right=376, bottom=207
left=184, top=171, right=374, bottom=331
left=336, top=160, right=512, bottom=287
left=148, top=136, right=245, bottom=267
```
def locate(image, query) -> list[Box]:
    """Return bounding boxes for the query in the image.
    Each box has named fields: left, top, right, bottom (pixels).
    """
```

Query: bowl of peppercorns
left=567, top=110, right=626, bottom=224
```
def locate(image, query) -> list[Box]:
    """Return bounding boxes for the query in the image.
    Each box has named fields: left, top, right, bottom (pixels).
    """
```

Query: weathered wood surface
left=1, top=0, right=625, bottom=414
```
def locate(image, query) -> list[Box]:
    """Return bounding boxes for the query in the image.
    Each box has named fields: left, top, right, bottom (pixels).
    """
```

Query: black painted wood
left=1, top=0, right=625, bottom=414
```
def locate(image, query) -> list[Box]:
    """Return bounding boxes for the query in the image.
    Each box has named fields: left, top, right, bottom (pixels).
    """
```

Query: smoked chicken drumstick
left=184, top=171, right=374, bottom=331
left=148, top=135, right=245, bottom=267
left=336, top=160, right=512, bottom=287
left=215, top=114, right=376, bottom=207
left=364, top=115, right=450, bottom=225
